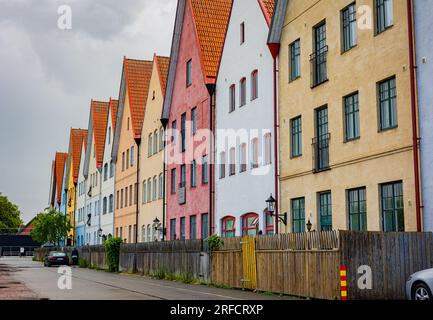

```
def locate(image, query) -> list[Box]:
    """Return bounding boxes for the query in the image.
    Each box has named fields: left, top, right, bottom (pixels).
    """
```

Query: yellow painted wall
left=139, top=59, right=164, bottom=242
left=278, top=0, right=417, bottom=232
left=66, top=161, right=76, bottom=244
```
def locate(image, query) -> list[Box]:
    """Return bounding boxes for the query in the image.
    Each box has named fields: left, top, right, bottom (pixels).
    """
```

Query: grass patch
left=149, top=268, right=197, bottom=284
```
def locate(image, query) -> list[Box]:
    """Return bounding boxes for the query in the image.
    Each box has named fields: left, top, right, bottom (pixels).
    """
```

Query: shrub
left=79, top=258, right=89, bottom=268
left=104, top=237, right=122, bottom=272
left=207, top=234, right=224, bottom=253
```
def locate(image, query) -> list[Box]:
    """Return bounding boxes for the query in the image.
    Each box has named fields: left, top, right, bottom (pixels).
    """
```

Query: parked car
left=44, top=251, right=69, bottom=267
left=406, top=268, right=433, bottom=300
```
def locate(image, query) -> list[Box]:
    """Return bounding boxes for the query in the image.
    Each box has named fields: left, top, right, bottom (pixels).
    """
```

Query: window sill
left=340, top=45, right=357, bottom=55
left=311, top=78, right=329, bottom=89
left=289, top=76, right=301, bottom=84
left=290, top=154, right=302, bottom=159
left=374, top=25, right=394, bottom=37
left=378, top=125, right=398, bottom=133
left=313, top=167, right=331, bottom=174
left=344, top=136, right=360, bottom=144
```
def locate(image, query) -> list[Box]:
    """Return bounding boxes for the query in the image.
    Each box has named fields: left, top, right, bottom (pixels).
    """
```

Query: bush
left=104, top=237, right=122, bottom=272
left=207, top=234, right=224, bottom=253
left=79, top=258, right=89, bottom=268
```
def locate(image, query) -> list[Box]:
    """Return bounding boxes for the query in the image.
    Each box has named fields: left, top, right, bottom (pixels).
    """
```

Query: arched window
left=142, top=180, right=147, bottom=203
left=264, top=133, right=272, bottom=165
left=104, top=163, right=108, bottom=181
left=154, top=130, right=158, bottom=155
left=219, top=151, right=226, bottom=179
left=240, top=143, right=247, bottom=172
left=251, top=138, right=259, bottom=169
left=153, top=176, right=158, bottom=201
left=229, top=147, right=236, bottom=176
left=159, top=127, right=164, bottom=151
left=229, top=84, right=236, bottom=113
left=265, top=211, right=274, bottom=235
left=251, top=70, right=258, bottom=100
left=222, top=216, right=236, bottom=238
left=142, top=225, right=146, bottom=242
left=147, top=178, right=152, bottom=202
left=242, top=213, right=259, bottom=237
left=240, top=77, right=246, bottom=106
left=102, top=197, right=107, bottom=215
left=109, top=161, right=115, bottom=178
left=109, top=194, right=114, bottom=213
left=148, top=134, right=153, bottom=157
left=147, top=225, right=151, bottom=242
left=159, top=174, right=163, bottom=199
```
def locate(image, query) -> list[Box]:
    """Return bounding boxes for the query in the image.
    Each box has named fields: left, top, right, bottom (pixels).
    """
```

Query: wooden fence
left=211, top=231, right=433, bottom=300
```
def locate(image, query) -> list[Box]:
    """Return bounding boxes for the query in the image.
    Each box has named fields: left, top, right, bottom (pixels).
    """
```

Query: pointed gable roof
left=267, top=0, right=288, bottom=50
left=155, top=55, right=170, bottom=97
left=259, top=0, right=276, bottom=25
left=109, top=98, right=119, bottom=131
left=54, top=152, right=68, bottom=204
left=92, top=100, right=109, bottom=168
left=66, top=128, right=88, bottom=185
left=161, top=0, right=232, bottom=121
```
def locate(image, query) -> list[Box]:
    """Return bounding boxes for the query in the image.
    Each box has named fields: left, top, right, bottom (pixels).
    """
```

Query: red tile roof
left=55, top=152, right=68, bottom=204
left=124, top=58, right=153, bottom=139
left=190, top=0, right=233, bottom=81
left=69, top=128, right=88, bottom=184
left=156, top=56, right=170, bottom=97
left=91, top=100, right=109, bottom=168
left=109, top=98, right=119, bottom=131
left=259, top=0, right=275, bottom=25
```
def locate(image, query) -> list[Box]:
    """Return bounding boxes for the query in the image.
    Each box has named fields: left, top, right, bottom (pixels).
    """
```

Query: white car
left=406, top=268, right=433, bottom=300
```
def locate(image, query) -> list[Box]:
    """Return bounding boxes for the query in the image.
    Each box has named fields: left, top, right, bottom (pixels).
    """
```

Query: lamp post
left=97, top=228, right=103, bottom=244
left=266, top=194, right=276, bottom=234
left=306, top=219, right=312, bottom=232
left=153, top=217, right=162, bottom=241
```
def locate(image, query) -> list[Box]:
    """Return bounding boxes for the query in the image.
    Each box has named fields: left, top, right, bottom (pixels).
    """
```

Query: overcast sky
left=0, top=0, right=177, bottom=224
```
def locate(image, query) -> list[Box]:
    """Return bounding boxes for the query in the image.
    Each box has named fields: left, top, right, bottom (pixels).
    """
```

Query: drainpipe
left=407, top=0, right=422, bottom=232
left=268, top=43, right=280, bottom=234
left=161, top=120, right=168, bottom=241
left=134, top=139, right=141, bottom=243
left=206, top=84, right=216, bottom=237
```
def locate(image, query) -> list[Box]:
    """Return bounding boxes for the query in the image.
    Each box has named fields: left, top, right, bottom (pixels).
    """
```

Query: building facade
left=139, top=55, right=169, bottom=242
left=83, top=100, right=109, bottom=245
left=75, top=136, right=88, bottom=246
left=112, top=58, right=153, bottom=244
left=215, top=0, right=276, bottom=238
left=162, top=0, right=232, bottom=241
left=270, top=0, right=419, bottom=233
left=100, top=98, right=118, bottom=239
left=415, top=0, right=433, bottom=232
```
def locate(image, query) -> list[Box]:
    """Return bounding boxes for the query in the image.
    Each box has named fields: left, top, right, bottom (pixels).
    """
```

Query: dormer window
left=240, top=22, right=245, bottom=44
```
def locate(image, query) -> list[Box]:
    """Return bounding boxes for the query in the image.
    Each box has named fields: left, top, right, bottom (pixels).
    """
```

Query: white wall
left=215, top=0, right=275, bottom=236
left=87, top=132, right=102, bottom=245
left=76, top=142, right=87, bottom=246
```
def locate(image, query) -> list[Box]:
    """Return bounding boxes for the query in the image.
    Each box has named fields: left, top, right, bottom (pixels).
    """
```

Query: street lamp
left=306, top=219, right=312, bottom=232
left=266, top=194, right=276, bottom=213
left=98, top=228, right=103, bottom=237
left=153, top=217, right=162, bottom=241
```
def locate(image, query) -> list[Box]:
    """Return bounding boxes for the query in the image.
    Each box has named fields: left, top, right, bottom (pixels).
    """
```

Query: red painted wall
left=166, top=1, right=211, bottom=240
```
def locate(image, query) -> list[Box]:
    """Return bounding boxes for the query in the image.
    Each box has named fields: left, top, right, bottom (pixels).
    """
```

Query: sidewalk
left=0, top=260, right=39, bottom=300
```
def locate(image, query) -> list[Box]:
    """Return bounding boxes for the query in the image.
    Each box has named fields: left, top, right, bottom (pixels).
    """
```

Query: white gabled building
left=76, top=136, right=88, bottom=246
left=100, top=98, right=118, bottom=239
left=215, top=0, right=276, bottom=237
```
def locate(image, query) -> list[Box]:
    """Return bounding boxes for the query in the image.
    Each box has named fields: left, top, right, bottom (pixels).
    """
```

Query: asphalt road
left=0, top=257, right=291, bottom=300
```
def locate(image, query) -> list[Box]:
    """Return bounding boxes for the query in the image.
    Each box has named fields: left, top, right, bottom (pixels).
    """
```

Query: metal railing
left=312, top=133, right=331, bottom=172
left=310, top=46, right=328, bottom=87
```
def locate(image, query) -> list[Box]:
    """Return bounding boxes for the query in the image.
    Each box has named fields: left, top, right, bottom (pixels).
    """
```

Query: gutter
left=161, top=118, right=168, bottom=241
left=407, top=0, right=422, bottom=232
left=134, top=138, right=141, bottom=243
left=206, top=84, right=216, bottom=237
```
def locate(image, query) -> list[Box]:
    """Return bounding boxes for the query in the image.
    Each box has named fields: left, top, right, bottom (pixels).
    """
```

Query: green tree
left=0, top=193, right=23, bottom=234
left=30, top=207, right=71, bottom=245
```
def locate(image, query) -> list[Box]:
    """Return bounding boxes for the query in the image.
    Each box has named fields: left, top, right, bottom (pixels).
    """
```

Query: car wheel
left=412, top=283, right=432, bottom=301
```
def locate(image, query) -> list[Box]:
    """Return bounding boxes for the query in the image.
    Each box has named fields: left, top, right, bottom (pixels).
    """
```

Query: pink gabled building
left=161, top=0, right=232, bottom=240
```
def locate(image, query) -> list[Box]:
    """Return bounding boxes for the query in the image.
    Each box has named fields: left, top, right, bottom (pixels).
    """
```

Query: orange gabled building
left=112, top=57, right=153, bottom=243
left=53, top=152, right=68, bottom=210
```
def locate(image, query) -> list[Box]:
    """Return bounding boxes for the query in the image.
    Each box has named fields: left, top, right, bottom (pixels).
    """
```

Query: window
left=180, top=217, right=186, bottom=240
left=147, top=178, right=152, bottom=202
left=191, top=108, right=197, bottom=135
left=240, top=78, right=246, bottom=106
left=120, top=189, right=124, bottom=208
left=104, top=163, right=108, bottom=181
left=242, top=213, right=258, bottom=237
left=292, top=198, right=305, bottom=233
left=181, top=113, right=186, bottom=152
left=190, top=216, right=197, bottom=240
left=141, top=226, right=146, bottom=242
left=127, top=117, right=130, bottom=131
left=311, top=22, right=328, bottom=87
left=291, top=116, right=302, bottom=157
left=344, top=92, right=360, bottom=141
left=128, top=225, right=132, bottom=243
left=148, top=134, right=153, bottom=157
left=319, top=192, right=332, bottom=231
left=122, top=152, right=125, bottom=171
left=240, top=143, right=247, bottom=172
left=191, top=160, right=197, bottom=187
left=103, top=197, right=107, bottom=215
left=219, top=152, right=226, bottom=179
left=201, top=213, right=209, bottom=239
left=180, top=165, right=186, bottom=189
left=240, top=22, right=245, bottom=44
left=126, top=149, right=129, bottom=169
left=222, top=216, right=236, bottom=238
left=172, top=121, right=177, bottom=145
left=314, top=106, right=330, bottom=171
left=125, top=186, right=128, bottom=207
left=116, top=191, right=119, bottom=209
left=341, top=3, right=357, bottom=52
left=348, top=187, right=367, bottom=231
left=251, top=70, right=258, bottom=100
left=154, top=130, right=158, bottom=155
left=159, top=127, right=164, bottom=151
left=379, top=77, right=397, bottom=130
left=171, top=168, right=176, bottom=194
left=110, top=161, right=114, bottom=178
left=134, top=182, right=138, bottom=205
left=130, top=146, right=134, bottom=167
left=202, top=155, right=208, bottom=184
left=251, top=138, right=259, bottom=169
left=153, top=176, right=157, bottom=201
left=109, top=194, right=114, bottom=213
left=265, top=212, right=274, bottom=235
left=229, top=147, right=236, bottom=176
left=186, top=59, right=192, bottom=86
left=147, top=225, right=151, bottom=242
left=159, top=174, right=164, bottom=199
left=142, top=180, right=146, bottom=203
left=129, top=185, right=133, bottom=206
left=290, top=39, right=301, bottom=81
left=264, top=133, right=272, bottom=165
left=229, top=84, right=236, bottom=113
left=376, top=0, right=393, bottom=34
left=108, top=127, right=111, bottom=144
left=381, top=181, right=404, bottom=232
left=170, top=219, right=176, bottom=240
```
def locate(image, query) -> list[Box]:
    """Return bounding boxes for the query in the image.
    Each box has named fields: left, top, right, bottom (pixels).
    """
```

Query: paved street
left=0, top=257, right=290, bottom=300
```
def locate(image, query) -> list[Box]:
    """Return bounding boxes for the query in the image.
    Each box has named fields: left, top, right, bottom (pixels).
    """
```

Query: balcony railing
left=310, top=46, right=328, bottom=88
left=178, top=182, right=186, bottom=205
left=312, top=133, right=331, bottom=173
